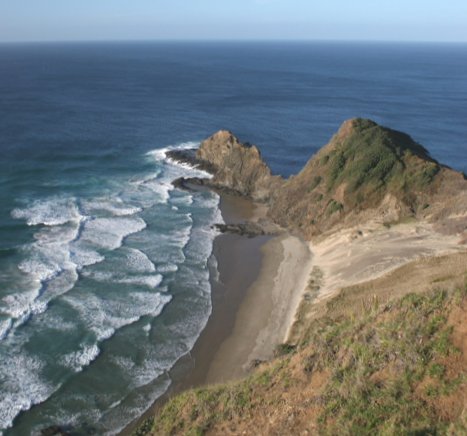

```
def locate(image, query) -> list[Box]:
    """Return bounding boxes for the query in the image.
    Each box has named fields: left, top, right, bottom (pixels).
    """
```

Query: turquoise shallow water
left=0, top=41, right=466, bottom=434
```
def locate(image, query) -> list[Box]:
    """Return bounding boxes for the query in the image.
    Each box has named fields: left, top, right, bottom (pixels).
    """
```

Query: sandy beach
left=206, top=233, right=312, bottom=383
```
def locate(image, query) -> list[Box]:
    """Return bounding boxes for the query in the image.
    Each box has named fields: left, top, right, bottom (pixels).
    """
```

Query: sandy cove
left=202, top=210, right=466, bottom=381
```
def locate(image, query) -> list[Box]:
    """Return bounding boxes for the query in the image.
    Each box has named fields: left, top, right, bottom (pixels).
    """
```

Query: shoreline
left=123, top=193, right=312, bottom=434
left=206, top=233, right=312, bottom=382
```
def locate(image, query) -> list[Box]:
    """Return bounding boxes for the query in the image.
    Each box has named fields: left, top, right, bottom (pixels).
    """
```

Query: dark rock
left=213, top=222, right=269, bottom=238
left=40, top=425, right=70, bottom=436
left=176, top=120, right=467, bottom=240
left=166, top=149, right=217, bottom=173
left=172, top=176, right=208, bottom=191
left=250, top=359, right=266, bottom=369
left=268, top=118, right=467, bottom=239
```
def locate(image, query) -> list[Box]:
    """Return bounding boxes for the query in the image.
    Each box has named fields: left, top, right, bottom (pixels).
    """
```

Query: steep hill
left=269, top=118, right=466, bottom=238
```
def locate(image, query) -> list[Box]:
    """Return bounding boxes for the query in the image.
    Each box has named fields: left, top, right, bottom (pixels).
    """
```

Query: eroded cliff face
left=196, top=130, right=283, bottom=201
left=192, top=120, right=467, bottom=240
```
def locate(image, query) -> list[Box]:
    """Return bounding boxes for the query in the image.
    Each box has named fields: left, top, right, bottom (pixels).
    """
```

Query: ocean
left=0, top=41, right=466, bottom=435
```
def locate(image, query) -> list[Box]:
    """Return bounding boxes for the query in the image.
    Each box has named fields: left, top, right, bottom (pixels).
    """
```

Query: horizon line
left=1, top=37, right=466, bottom=45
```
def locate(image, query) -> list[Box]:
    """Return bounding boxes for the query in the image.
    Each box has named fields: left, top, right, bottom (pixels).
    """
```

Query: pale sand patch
left=206, top=234, right=313, bottom=383
left=311, top=220, right=465, bottom=304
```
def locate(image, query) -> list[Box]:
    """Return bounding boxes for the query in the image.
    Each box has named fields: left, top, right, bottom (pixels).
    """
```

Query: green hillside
left=269, top=118, right=445, bottom=237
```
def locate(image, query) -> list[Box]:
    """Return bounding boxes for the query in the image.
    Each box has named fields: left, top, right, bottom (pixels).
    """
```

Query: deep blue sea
left=0, top=41, right=466, bottom=435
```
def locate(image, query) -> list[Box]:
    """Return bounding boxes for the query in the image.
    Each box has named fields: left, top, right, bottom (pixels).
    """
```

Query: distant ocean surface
left=0, top=41, right=466, bottom=434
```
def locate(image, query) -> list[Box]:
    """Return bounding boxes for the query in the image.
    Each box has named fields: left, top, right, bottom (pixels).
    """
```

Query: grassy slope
left=135, top=275, right=466, bottom=436
left=269, top=119, right=445, bottom=237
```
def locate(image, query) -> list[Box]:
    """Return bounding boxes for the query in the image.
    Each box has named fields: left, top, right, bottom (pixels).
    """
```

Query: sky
left=1, top=0, right=466, bottom=43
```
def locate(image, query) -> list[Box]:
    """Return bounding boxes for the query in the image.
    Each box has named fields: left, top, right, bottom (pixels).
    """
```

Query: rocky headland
left=171, top=118, right=467, bottom=241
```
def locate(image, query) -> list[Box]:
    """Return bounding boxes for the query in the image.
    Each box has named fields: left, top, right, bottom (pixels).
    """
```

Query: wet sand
left=206, top=233, right=312, bottom=382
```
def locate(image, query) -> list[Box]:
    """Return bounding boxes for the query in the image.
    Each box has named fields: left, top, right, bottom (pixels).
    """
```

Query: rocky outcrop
left=196, top=130, right=283, bottom=201
left=172, top=120, right=467, bottom=240
left=214, top=222, right=272, bottom=238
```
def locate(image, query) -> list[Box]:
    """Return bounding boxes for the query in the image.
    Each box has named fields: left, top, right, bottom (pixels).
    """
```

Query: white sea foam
left=33, top=219, right=81, bottom=245
left=145, top=141, right=200, bottom=162
left=153, top=226, right=192, bottom=265
left=36, top=269, right=79, bottom=305
left=63, top=291, right=171, bottom=342
left=11, top=197, right=83, bottom=226
left=124, top=248, right=156, bottom=273
left=170, top=193, right=194, bottom=207
left=70, top=246, right=105, bottom=269
left=167, top=223, right=192, bottom=249
left=82, top=197, right=142, bottom=217
left=60, top=344, right=101, bottom=372
left=8, top=238, right=81, bottom=326
left=6, top=197, right=87, bottom=334
left=146, top=141, right=213, bottom=179
left=0, top=353, right=55, bottom=431
left=83, top=270, right=163, bottom=289
left=98, top=375, right=172, bottom=436
left=156, top=263, right=179, bottom=273
left=0, top=318, right=12, bottom=341
left=18, top=257, right=61, bottom=283
left=81, top=216, right=147, bottom=250
left=83, top=247, right=155, bottom=275
left=33, top=310, right=76, bottom=332
left=1, top=139, right=224, bottom=433
left=1, top=289, right=40, bottom=319
left=117, top=275, right=163, bottom=288
left=110, top=355, right=167, bottom=389
left=137, top=178, right=172, bottom=203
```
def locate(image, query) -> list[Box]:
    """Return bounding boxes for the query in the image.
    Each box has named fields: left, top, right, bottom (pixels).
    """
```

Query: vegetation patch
left=308, top=175, right=322, bottom=192
left=327, top=199, right=344, bottom=215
